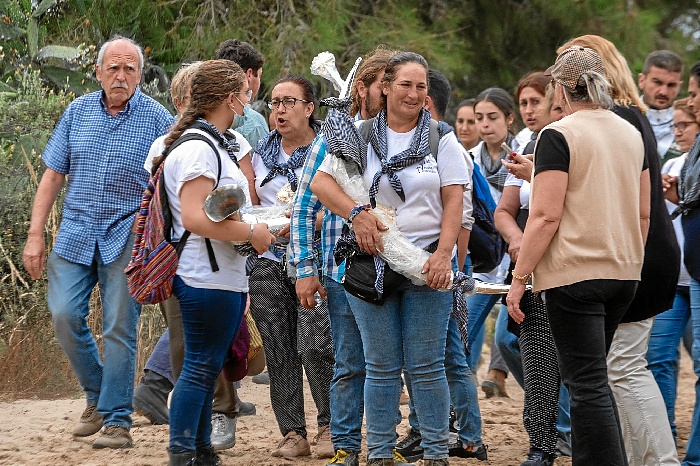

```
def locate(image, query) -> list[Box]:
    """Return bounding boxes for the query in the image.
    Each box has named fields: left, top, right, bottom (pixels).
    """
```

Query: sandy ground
left=0, top=347, right=695, bottom=466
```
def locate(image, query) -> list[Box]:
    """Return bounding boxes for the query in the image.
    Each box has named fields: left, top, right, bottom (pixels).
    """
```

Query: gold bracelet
left=511, top=271, right=532, bottom=283
left=245, top=223, right=255, bottom=243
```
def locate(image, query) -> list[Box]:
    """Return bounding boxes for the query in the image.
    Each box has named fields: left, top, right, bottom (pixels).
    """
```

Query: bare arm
left=238, top=152, right=260, bottom=205
left=180, top=176, right=274, bottom=254
left=310, top=171, right=387, bottom=255
left=422, top=184, right=463, bottom=289
left=494, top=185, right=524, bottom=263
left=23, top=168, right=66, bottom=279
left=639, top=168, right=650, bottom=245
left=456, top=227, right=470, bottom=272
left=506, top=170, right=567, bottom=323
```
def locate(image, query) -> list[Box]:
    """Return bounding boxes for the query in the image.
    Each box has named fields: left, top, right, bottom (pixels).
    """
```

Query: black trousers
left=545, top=279, right=637, bottom=466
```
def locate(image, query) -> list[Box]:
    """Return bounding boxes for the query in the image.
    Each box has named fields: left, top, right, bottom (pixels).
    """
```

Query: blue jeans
left=683, top=279, right=700, bottom=465
left=647, top=286, right=691, bottom=441
left=495, top=305, right=523, bottom=385
left=325, top=277, right=365, bottom=452
left=466, top=293, right=499, bottom=370
left=405, top=316, right=483, bottom=447
left=346, top=281, right=451, bottom=460
left=169, top=276, right=246, bottom=453
left=47, top=241, right=141, bottom=429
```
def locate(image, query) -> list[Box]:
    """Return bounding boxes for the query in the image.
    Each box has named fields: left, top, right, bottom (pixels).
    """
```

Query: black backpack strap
left=429, top=119, right=439, bottom=159
left=161, top=132, right=222, bottom=272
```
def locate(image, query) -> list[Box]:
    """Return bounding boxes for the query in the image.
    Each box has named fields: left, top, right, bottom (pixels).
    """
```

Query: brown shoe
left=481, top=369, right=509, bottom=398
left=72, top=404, right=103, bottom=437
left=92, top=425, right=133, bottom=449
left=271, top=431, right=311, bottom=458
left=313, top=424, right=334, bottom=458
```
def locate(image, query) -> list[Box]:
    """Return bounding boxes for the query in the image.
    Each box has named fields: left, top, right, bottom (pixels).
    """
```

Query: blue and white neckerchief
left=367, top=109, right=432, bottom=208
left=255, top=121, right=321, bottom=192
left=190, top=118, right=241, bottom=168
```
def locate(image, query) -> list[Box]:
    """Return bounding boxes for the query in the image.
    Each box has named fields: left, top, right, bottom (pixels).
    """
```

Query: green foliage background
left=28, top=0, right=700, bottom=103
left=0, top=0, right=698, bottom=397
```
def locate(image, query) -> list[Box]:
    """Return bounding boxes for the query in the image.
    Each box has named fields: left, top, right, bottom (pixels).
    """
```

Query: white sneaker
left=210, top=412, right=236, bottom=451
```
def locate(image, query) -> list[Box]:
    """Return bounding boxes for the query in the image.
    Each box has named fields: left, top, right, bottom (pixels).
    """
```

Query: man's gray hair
left=97, top=35, right=144, bottom=71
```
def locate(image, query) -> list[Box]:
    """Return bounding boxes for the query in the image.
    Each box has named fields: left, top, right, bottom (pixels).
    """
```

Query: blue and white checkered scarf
left=191, top=118, right=241, bottom=167
left=255, top=121, right=321, bottom=192
left=367, top=108, right=432, bottom=208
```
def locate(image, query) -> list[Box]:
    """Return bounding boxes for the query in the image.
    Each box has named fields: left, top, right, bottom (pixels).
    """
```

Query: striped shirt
left=43, top=87, right=174, bottom=265
left=289, top=134, right=346, bottom=282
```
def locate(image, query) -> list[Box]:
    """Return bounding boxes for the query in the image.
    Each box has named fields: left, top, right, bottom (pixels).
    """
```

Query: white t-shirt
left=251, top=144, right=305, bottom=262
left=163, top=128, right=251, bottom=292
left=470, top=140, right=511, bottom=283
left=662, top=154, right=690, bottom=287
left=319, top=124, right=469, bottom=249
left=144, top=129, right=251, bottom=173
left=504, top=173, right=530, bottom=210
left=459, top=145, right=475, bottom=230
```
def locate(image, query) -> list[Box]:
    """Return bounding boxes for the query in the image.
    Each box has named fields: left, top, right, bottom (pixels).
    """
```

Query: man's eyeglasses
left=671, top=121, right=698, bottom=133
left=268, top=97, right=311, bottom=110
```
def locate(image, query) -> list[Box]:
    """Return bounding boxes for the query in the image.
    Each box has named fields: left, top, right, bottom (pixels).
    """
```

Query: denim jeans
left=145, top=328, right=175, bottom=384
left=47, top=240, right=141, bottom=429
left=325, top=277, right=365, bottom=452
left=465, top=293, right=500, bottom=370
left=495, top=305, right=523, bottom=385
left=346, top=281, right=451, bottom=460
left=608, top=319, right=679, bottom=465
left=647, top=287, right=691, bottom=440
left=169, top=276, right=246, bottom=453
left=405, top=316, right=483, bottom=448
left=683, top=279, right=700, bottom=466
left=545, top=279, right=637, bottom=466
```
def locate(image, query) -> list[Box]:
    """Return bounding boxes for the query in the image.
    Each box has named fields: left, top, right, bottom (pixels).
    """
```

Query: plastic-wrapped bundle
left=322, top=155, right=438, bottom=287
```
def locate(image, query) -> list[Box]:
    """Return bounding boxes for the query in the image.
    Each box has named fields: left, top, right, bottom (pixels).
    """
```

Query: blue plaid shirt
left=289, top=133, right=346, bottom=283
left=43, top=87, right=174, bottom=265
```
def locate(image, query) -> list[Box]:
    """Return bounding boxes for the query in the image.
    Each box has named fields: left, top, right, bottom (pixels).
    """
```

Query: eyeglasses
left=267, top=97, right=311, bottom=110
left=671, top=121, right=698, bottom=133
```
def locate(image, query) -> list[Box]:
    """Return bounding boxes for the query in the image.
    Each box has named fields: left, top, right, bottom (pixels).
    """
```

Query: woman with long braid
left=163, top=59, right=275, bottom=466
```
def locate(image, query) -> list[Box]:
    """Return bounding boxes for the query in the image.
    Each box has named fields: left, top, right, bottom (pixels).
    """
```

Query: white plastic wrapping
left=323, top=155, right=438, bottom=286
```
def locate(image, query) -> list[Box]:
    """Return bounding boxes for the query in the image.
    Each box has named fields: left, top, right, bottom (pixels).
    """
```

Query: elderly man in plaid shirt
left=22, top=36, right=174, bottom=449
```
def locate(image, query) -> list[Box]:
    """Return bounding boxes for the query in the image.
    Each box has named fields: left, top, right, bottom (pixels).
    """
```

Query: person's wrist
left=245, top=223, right=255, bottom=243
left=348, top=204, right=370, bottom=224
left=511, top=271, right=532, bottom=283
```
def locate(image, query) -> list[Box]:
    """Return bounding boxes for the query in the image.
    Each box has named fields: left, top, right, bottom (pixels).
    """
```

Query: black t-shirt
left=533, top=126, right=648, bottom=176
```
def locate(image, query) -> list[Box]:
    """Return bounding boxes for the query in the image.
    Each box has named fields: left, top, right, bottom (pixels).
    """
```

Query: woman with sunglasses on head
left=558, top=34, right=680, bottom=466
left=248, top=75, right=335, bottom=459
left=164, top=59, right=275, bottom=466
